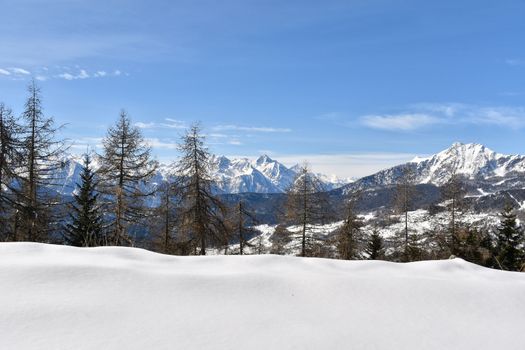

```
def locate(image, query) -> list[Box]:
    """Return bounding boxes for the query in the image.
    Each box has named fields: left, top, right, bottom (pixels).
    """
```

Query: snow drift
left=0, top=243, right=524, bottom=350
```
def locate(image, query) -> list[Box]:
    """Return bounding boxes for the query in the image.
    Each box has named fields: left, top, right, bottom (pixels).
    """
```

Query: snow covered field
left=1, top=243, right=524, bottom=350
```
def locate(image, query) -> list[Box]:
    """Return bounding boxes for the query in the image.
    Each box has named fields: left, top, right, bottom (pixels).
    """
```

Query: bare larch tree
left=229, top=200, right=258, bottom=255
left=440, top=144, right=467, bottom=254
left=17, top=81, right=67, bottom=242
left=393, top=164, right=416, bottom=258
left=0, top=103, right=23, bottom=241
left=335, top=193, right=363, bottom=260
left=175, top=123, right=228, bottom=255
left=151, top=179, right=178, bottom=254
left=284, top=163, right=330, bottom=257
left=98, top=110, right=158, bottom=245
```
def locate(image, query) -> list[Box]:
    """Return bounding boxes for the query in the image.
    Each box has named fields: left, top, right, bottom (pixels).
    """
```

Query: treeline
left=0, top=82, right=524, bottom=271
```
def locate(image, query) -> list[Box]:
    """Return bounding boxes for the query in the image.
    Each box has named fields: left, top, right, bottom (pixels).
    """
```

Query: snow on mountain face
left=413, top=142, right=525, bottom=185
left=49, top=142, right=525, bottom=197
left=55, top=154, right=350, bottom=195
left=210, top=154, right=350, bottom=193
left=341, top=142, right=525, bottom=195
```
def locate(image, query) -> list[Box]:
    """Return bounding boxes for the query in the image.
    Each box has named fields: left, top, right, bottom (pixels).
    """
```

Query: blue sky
left=1, top=0, right=525, bottom=177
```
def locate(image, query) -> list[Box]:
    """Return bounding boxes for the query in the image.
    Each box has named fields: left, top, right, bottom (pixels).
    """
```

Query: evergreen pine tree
left=495, top=204, right=524, bottom=271
left=365, top=228, right=384, bottom=260
left=65, top=154, right=104, bottom=247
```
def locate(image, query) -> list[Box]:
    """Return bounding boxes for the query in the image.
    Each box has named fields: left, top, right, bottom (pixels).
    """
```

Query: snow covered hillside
left=334, top=142, right=525, bottom=216
left=412, top=142, right=525, bottom=185
left=1, top=243, right=524, bottom=350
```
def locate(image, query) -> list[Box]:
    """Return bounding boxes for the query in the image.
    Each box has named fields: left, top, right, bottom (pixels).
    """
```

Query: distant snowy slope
left=412, top=142, right=525, bottom=185
left=339, top=142, right=525, bottom=195
left=0, top=243, right=524, bottom=350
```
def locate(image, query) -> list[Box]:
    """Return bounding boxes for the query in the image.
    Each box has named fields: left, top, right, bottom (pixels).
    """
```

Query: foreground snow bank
left=1, top=243, right=524, bottom=350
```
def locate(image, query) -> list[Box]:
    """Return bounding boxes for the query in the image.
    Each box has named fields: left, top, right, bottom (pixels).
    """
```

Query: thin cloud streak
left=135, top=118, right=187, bottom=130
left=0, top=66, right=126, bottom=81
left=361, top=114, right=442, bottom=131
left=360, top=103, right=525, bottom=131
left=213, top=124, right=292, bottom=133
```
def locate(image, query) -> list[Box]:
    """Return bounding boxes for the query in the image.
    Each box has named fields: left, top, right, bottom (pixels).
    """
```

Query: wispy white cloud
left=0, top=65, right=127, bottom=81
left=0, top=67, right=32, bottom=77
left=58, top=69, right=90, bottom=80
left=145, top=138, right=178, bottom=150
left=10, top=67, right=30, bottom=75
left=161, top=118, right=186, bottom=129
left=207, top=133, right=229, bottom=138
left=53, top=67, right=126, bottom=81
left=505, top=58, right=525, bottom=66
left=361, top=113, right=442, bottom=131
left=69, top=137, right=104, bottom=151
left=134, top=118, right=186, bottom=130
left=468, top=107, right=525, bottom=128
left=135, top=122, right=156, bottom=129
left=360, top=103, right=525, bottom=131
left=213, top=124, right=292, bottom=133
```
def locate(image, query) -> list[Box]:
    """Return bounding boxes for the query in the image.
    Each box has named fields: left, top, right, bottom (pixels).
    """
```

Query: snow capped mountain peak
left=57, top=153, right=351, bottom=195
left=215, top=155, right=232, bottom=170
left=417, top=142, right=509, bottom=184
left=342, top=142, right=525, bottom=194
left=255, top=154, right=274, bottom=165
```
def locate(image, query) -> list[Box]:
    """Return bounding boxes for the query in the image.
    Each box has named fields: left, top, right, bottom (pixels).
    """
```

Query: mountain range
left=50, top=142, right=525, bottom=225
left=56, top=153, right=353, bottom=196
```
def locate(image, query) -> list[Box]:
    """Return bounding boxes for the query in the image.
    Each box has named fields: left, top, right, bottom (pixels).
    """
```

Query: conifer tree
left=393, top=165, right=416, bottom=256
left=175, top=123, right=228, bottom=255
left=451, top=227, right=493, bottom=266
left=495, top=204, right=524, bottom=271
left=269, top=224, right=292, bottom=255
left=441, top=151, right=467, bottom=251
left=98, top=110, right=158, bottom=245
left=17, top=80, right=67, bottom=242
left=335, top=197, right=363, bottom=260
left=151, top=180, right=178, bottom=254
left=365, top=228, right=384, bottom=260
left=284, top=163, right=329, bottom=257
left=0, top=103, right=23, bottom=240
left=230, top=200, right=257, bottom=255
left=65, top=153, right=104, bottom=247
